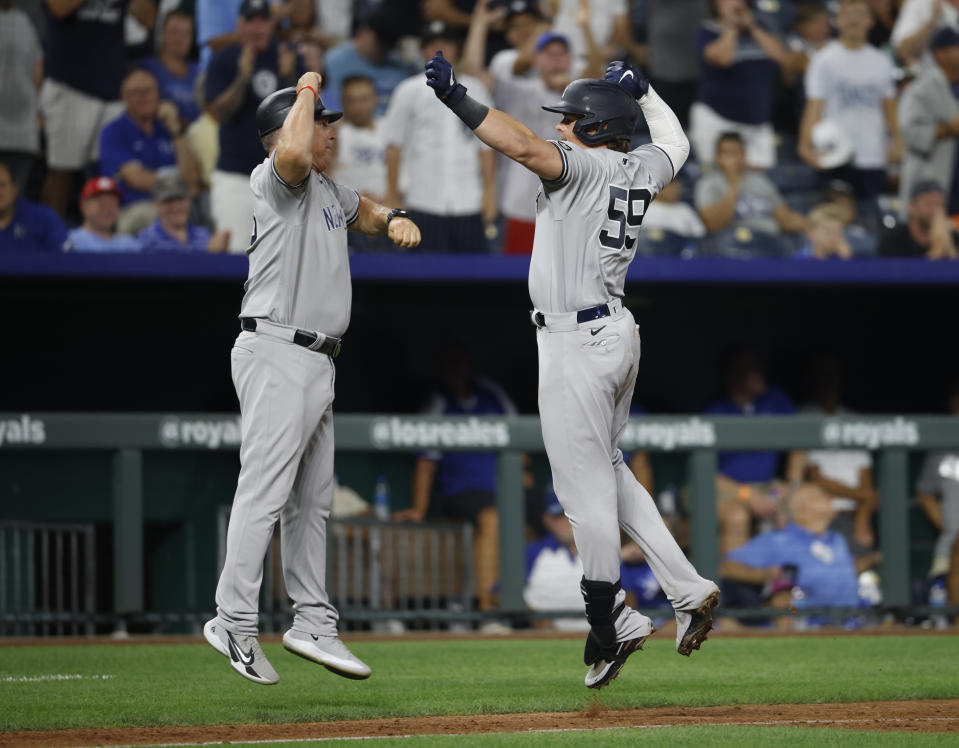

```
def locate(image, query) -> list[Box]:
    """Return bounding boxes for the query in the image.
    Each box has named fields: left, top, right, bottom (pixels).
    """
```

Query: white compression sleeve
left=638, top=84, right=690, bottom=175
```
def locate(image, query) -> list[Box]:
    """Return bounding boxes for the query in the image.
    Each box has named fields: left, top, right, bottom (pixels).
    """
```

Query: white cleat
left=203, top=617, right=279, bottom=685
left=282, top=629, right=372, bottom=680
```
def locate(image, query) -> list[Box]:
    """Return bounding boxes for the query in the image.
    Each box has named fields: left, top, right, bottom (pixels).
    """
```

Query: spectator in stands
left=801, top=353, right=877, bottom=556
left=646, top=0, right=710, bottom=128
left=0, top=160, right=67, bottom=253
left=140, top=10, right=201, bottom=126
left=323, top=9, right=410, bottom=116
left=462, top=3, right=600, bottom=253
left=523, top=486, right=591, bottom=631
left=196, top=0, right=301, bottom=70
left=705, top=345, right=802, bottom=554
left=204, top=0, right=302, bottom=251
left=878, top=180, right=959, bottom=258
left=488, top=0, right=548, bottom=81
left=899, top=28, right=959, bottom=218
left=383, top=21, right=497, bottom=253
left=330, top=76, right=386, bottom=204
left=892, top=0, right=959, bottom=67
left=548, top=0, right=635, bottom=67
left=99, top=70, right=202, bottom=235
left=720, top=484, right=876, bottom=625
left=40, top=0, right=157, bottom=219
left=690, top=0, right=789, bottom=168
left=695, top=132, right=808, bottom=241
left=793, top=204, right=853, bottom=259
left=642, top=179, right=708, bottom=239
left=0, top=0, right=43, bottom=191
left=64, top=177, right=141, bottom=252
left=916, top=378, right=959, bottom=600
left=868, top=0, right=899, bottom=47
left=798, top=0, right=901, bottom=202
left=784, top=2, right=832, bottom=82
left=393, top=341, right=517, bottom=619
left=137, top=170, right=230, bottom=252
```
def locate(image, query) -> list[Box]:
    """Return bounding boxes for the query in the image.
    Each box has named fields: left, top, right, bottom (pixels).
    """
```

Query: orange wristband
left=296, top=85, right=317, bottom=101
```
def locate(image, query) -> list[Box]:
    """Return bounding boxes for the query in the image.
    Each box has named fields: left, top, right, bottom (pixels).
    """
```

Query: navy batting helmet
left=542, top=79, right=639, bottom=147
left=256, top=87, right=342, bottom=138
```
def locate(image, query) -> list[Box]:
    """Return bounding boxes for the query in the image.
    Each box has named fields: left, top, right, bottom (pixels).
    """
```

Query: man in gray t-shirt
left=426, top=53, right=719, bottom=690
left=204, top=71, right=420, bottom=686
left=917, top=450, right=959, bottom=579
left=695, top=131, right=807, bottom=243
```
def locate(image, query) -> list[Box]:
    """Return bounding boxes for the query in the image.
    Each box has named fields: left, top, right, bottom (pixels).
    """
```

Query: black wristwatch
left=386, top=208, right=409, bottom=226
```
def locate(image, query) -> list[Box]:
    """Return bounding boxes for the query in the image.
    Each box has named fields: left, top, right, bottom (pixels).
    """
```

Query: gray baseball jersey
left=529, top=141, right=674, bottom=313
left=240, top=153, right=360, bottom=337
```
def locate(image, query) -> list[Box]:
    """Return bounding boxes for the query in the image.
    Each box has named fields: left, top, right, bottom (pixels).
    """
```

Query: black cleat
left=676, top=589, right=720, bottom=656
left=584, top=628, right=654, bottom=689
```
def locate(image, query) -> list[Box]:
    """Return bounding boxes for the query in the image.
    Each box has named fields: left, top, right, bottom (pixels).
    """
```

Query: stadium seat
left=709, top=227, right=791, bottom=258
left=768, top=163, right=820, bottom=194
left=636, top=228, right=699, bottom=258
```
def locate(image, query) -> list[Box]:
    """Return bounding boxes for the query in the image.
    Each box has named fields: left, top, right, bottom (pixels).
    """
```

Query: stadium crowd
left=3, top=0, right=959, bottom=259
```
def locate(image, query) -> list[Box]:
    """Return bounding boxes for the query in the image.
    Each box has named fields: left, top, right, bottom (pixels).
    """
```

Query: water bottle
left=373, top=475, right=391, bottom=521
left=929, top=577, right=948, bottom=631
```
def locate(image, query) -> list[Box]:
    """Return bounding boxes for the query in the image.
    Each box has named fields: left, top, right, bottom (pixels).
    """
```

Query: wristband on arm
left=447, top=89, right=490, bottom=131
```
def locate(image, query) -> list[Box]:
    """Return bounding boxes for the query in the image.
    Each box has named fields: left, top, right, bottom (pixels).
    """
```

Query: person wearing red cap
left=64, top=176, right=142, bottom=252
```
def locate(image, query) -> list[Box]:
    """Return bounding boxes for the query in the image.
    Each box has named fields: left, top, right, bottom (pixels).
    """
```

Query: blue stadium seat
left=636, top=228, right=699, bottom=258
left=709, top=227, right=791, bottom=258
left=768, top=163, right=820, bottom=193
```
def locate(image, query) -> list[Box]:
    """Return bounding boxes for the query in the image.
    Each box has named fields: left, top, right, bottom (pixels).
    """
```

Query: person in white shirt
left=488, top=0, right=548, bottom=82
left=892, top=0, right=959, bottom=68
left=799, top=0, right=902, bottom=202
left=462, top=2, right=601, bottom=253
left=383, top=21, right=497, bottom=252
left=640, top=179, right=707, bottom=238
left=330, top=75, right=386, bottom=202
left=546, top=0, right=633, bottom=68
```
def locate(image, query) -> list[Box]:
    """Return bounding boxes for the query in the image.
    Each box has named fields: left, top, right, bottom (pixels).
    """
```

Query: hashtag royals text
left=0, top=415, right=45, bottom=447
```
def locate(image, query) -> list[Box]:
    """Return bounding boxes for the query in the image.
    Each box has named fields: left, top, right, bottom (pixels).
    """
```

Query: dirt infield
left=4, top=700, right=958, bottom=746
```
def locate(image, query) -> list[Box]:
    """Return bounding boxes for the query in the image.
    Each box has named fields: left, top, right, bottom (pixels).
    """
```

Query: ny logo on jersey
left=323, top=204, right=346, bottom=231
left=599, top=186, right=651, bottom=251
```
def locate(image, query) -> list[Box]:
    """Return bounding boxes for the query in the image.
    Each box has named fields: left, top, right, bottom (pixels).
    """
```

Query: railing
left=0, top=521, right=96, bottom=635
left=1, top=411, right=958, bottom=629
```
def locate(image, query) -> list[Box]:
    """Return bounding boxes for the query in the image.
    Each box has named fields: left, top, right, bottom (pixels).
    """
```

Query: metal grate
left=0, top=521, right=96, bottom=635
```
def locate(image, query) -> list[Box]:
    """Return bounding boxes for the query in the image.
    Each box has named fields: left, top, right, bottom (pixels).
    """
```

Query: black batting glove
left=605, top=61, right=649, bottom=100
left=425, top=51, right=468, bottom=108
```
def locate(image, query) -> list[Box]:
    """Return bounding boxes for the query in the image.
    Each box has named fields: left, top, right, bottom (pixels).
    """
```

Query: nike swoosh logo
left=621, top=70, right=634, bottom=83
left=625, top=235, right=636, bottom=250
left=311, top=634, right=319, bottom=641
left=590, top=326, right=606, bottom=336
left=227, top=632, right=255, bottom=668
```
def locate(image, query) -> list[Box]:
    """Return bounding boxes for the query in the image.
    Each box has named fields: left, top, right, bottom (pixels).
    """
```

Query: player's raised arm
left=273, top=72, right=324, bottom=186
left=603, top=61, right=690, bottom=180
left=425, top=52, right=564, bottom=182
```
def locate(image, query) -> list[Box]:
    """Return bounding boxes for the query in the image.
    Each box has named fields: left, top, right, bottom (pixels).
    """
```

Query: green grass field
left=1, top=635, right=957, bottom=734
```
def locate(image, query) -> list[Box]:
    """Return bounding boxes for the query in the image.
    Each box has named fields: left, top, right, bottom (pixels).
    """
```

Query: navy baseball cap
left=543, top=484, right=564, bottom=516
left=504, top=0, right=542, bottom=19
left=256, top=87, right=342, bottom=138
left=535, top=31, right=569, bottom=52
left=910, top=179, right=944, bottom=200
left=239, top=0, right=270, bottom=20
left=931, top=26, right=959, bottom=49
left=421, top=19, right=462, bottom=44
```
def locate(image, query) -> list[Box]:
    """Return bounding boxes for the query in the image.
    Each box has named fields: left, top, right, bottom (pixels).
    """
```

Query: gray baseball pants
left=536, top=303, right=715, bottom=637
left=215, top=328, right=339, bottom=636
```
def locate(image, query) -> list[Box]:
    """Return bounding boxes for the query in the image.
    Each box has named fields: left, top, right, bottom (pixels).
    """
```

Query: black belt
left=240, top=318, right=342, bottom=358
left=533, top=303, right=611, bottom=329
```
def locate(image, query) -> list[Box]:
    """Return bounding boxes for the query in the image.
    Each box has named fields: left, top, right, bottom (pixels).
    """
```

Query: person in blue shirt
left=705, top=345, right=803, bottom=553
left=99, top=69, right=201, bottom=236
left=690, top=0, right=789, bottom=170
left=139, top=11, right=202, bottom=125
left=0, top=160, right=67, bottom=252
left=204, top=0, right=303, bottom=250
left=393, top=342, right=517, bottom=617
left=64, top=177, right=141, bottom=253
left=137, top=170, right=230, bottom=252
left=324, top=9, right=411, bottom=118
left=720, top=484, right=878, bottom=626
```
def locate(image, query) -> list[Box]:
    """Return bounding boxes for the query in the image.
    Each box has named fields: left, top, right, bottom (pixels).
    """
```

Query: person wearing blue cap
left=899, top=26, right=959, bottom=218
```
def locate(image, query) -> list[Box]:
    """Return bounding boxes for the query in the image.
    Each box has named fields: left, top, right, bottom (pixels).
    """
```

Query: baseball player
left=425, top=54, right=720, bottom=689
left=204, top=71, right=421, bottom=685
